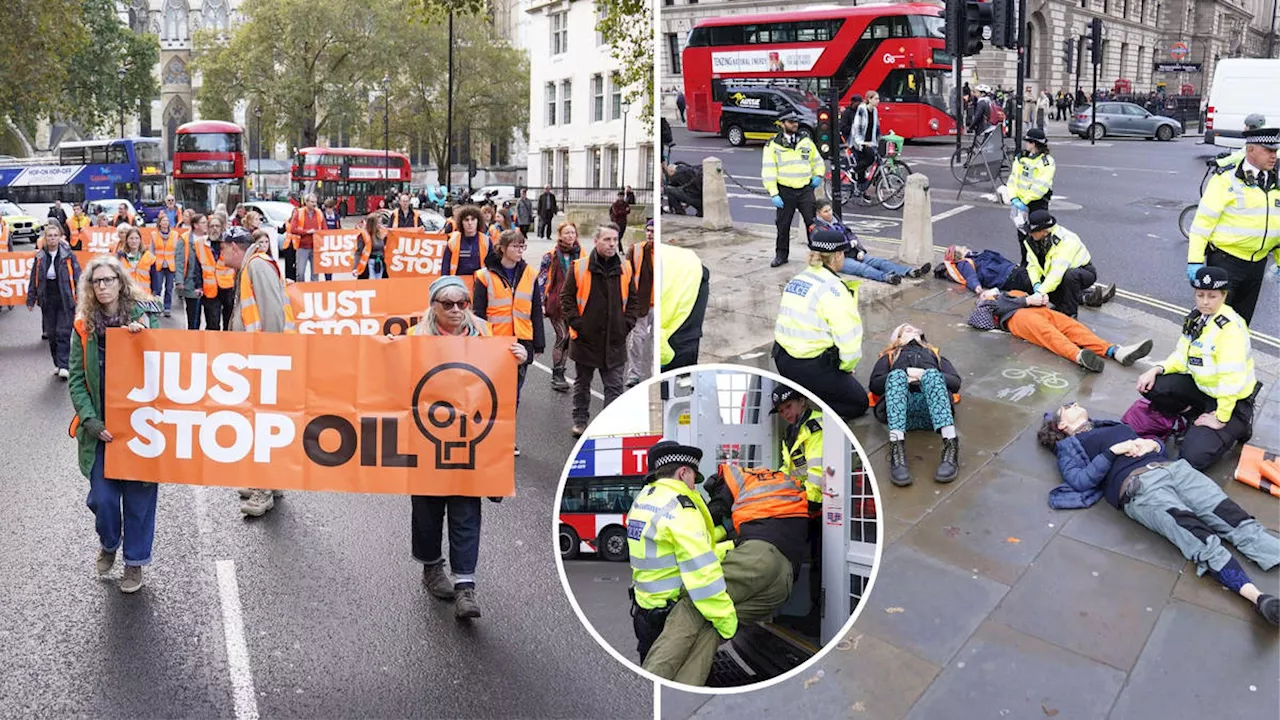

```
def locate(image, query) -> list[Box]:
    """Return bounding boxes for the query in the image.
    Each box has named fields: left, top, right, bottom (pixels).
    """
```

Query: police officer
left=1007, top=127, right=1055, bottom=265
left=1187, top=126, right=1280, bottom=325
left=1019, top=210, right=1103, bottom=319
left=772, top=229, right=869, bottom=419
left=627, top=441, right=737, bottom=664
left=1136, top=266, right=1258, bottom=471
left=770, top=385, right=825, bottom=506
left=659, top=245, right=710, bottom=372
left=763, top=111, right=825, bottom=267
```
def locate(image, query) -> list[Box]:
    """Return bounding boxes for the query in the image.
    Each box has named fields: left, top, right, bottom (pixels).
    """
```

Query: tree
left=63, top=0, right=159, bottom=135
left=0, top=0, right=89, bottom=129
left=596, top=0, right=653, bottom=132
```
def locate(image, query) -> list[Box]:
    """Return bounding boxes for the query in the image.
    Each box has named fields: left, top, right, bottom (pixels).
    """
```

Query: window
left=561, top=80, right=572, bottom=124
left=667, top=33, right=683, bottom=75
left=556, top=148, right=570, bottom=188
left=605, top=146, right=619, bottom=188
left=596, top=5, right=606, bottom=46
left=175, top=133, right=240, bottom=153
left=545, top=82, right=557, bottom=125
left=639, top=143, right=653, bottom=188
left=592, top=74, right=605, bottom=122
left=610, top=73, right=623, bottom=120
left=541, top=150, right=554, bottom=185
left=590, top=147, right=603, bottom=188
left=685, top=19, right=844, bottom=47
left=1120, top=42, right=1128, bottom=79
left=550, top=11, right=568, bottom=55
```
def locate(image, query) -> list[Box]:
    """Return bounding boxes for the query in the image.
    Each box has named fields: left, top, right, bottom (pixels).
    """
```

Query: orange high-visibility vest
left=941, top=258, right=976, bottom=286
left=391, top=209, right=423, bottom=229
left=719, top=463, right=809, bottom=533
left=68, top=318, right=92, bottom=438
left=31, top=250, right=78, bottom=303
left=117, top=250, right=155, bottom=287
left=569, top=256, right=632, bottom=340
left=69, top=213, right=90, bottom=248
left=446, top=232, right=492, bottom=274
left=193, top=240, right=219, bottom=299
left=238, top=253, right=297, bottom=333
left=0, top=219, right=8, bottom=249
left=474, top=264, right=535, bottom=340
left=628, top=240, right=654, bottom=307
left=151, top=228, right=179, bottom=271
left=285, top=207, right=322, bottom=250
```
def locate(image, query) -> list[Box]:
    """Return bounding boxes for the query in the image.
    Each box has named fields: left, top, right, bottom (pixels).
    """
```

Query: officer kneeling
left=628, top=441, right=737, bottom=666
left=1017, top=210, right=1110, bottom=319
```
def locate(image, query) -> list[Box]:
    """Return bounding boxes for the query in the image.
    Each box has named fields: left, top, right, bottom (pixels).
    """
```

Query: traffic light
left=1090, top=18, right=1103, bottom=66
left=963, top=1, right=987, bottom=56
left=468, top=157, right=477, bottom=179
left=944, top=0, right=964, bottom=59
left=1063, top=38, right=1074, bottom=74
left=816, top=108, right=833, bottom=157
left=991, top=0, right=1017, bottom=50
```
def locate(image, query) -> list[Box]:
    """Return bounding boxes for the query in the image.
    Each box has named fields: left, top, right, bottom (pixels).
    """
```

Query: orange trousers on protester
left=1005, top=307, right=1111, bottom=362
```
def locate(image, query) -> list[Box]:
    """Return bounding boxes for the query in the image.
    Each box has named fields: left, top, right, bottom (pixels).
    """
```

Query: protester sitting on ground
left=663, top=161, right=704, bottom=217
left=934, top=244, right=1027, bottom=294
left=968, top=289, right=1152, bottom=372
left=352, top=213, right=391, bottom=280
left=404, top=275, right=527, bottom=621
left=1135, top=266, right=1258, bottom=471
left=868, top=323, right=961, bottom=486
left=1019, top=210, right=1113, bottom=318
left=811, top=200, right=928, bottom=285
left=772, top=229, right=869, bottom=419
left=68, top=255, right=161, bottom=594
left=1038, top=403, right=1278, bottom=627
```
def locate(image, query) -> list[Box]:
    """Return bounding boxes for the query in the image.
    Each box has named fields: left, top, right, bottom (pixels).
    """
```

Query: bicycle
left=1001, top=366, right=1070, bottom=389
left=950, top=127, right=1013, bottom=185
left=837, top=132, right=912, bottom=211
left=1178, top=152, right=1238, bottom=239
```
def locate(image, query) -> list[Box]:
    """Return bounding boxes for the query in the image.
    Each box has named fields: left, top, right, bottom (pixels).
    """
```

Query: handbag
left=967, top=300, right=999, bottom=331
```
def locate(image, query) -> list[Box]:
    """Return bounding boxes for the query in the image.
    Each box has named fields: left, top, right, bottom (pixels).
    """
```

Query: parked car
left=719, top=86, right=818, bottom=147
left=376, top=208, right=447, bottom=232
left=0, top=200, right=40, bottom=245
left=242, top=201, right=300, bottom=260
left=469, top=185, right=517, bottom=205
left=1067, top=102, right=1182, bottom=141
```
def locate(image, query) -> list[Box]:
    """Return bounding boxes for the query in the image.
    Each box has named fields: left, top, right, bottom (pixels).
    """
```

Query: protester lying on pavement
left=867, top=324, right=961, bottom=487
left=1038, top=403, right=1279, bottom=627
left=967, top=289, right=1151, bottom=372
left=934, top=244, right=1027, bottom=295
left=810, top=200, right=929, bottom=285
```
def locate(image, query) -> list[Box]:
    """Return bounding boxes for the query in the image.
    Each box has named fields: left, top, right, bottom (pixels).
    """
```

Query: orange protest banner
left=385, top=230, right=450, bottom=276
left=313, top=228, right=364, bottom=274
left=82, top=227, right=117, bottom=255
left=102, top=328, right=516, bottom=496
left=287, top=276, right=472, bottom=335
left=0, top=250, right=92, bottom=305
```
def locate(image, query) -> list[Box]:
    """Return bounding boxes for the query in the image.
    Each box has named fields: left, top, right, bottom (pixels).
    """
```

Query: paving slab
left=853, top=544, right=1009, bottom=666
left=947, top=396, right=1037, bottom=454
left=964, top=352, right=1080, bottom=409
left=1110, top=601, right=1280, bottom=719
left=905, top=620, right=1127, bottom=720
left=1171, top=543, right=1280, bottom=625
left=870, top=447, right=995, bottom=525
left=993, top=535, right=1177, bottom=671
left=902, top=461, right=1067, bottom=585
left=1060, top=501, right=1191, bottom=572
left=1250, top=398, right=1280, bottom=453
left=992, top=425, right=1065, bottom=483
left=906, top=284, right=980, bottom=317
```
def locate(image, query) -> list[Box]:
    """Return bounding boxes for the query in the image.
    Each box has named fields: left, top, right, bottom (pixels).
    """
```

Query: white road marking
left=931, top=205, right=973, bottom=222
left=532, top=360, right=605, bottom=400
left=215, top=560, right=259, bottom=720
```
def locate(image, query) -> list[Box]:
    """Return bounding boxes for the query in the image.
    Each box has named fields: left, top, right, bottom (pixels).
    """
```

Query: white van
left=1204, top=58, right=1280, bottom=149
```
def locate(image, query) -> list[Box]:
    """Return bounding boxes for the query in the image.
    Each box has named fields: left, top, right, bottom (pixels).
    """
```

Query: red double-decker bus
left=290, top=147, right=411, bottom=216
left=682, top=3, right=956, bottom=142
left=172, top=120, right=247, bottom=215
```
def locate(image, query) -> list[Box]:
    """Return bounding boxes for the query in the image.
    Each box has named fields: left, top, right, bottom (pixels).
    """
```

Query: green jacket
left=68, top=302, right=160, bottom=478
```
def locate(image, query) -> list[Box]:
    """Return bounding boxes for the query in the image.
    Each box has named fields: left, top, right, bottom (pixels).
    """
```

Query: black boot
left=550, top=369, right=569, bottom=392
left=770, top=254, right=788, bottom=268
left=935, top=437, right=960, bottom=483
left=889, top=440, right=911, bottom=486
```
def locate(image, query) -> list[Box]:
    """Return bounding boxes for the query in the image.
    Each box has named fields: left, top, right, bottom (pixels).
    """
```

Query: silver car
left=1067, top=102, right=1183, bottom=141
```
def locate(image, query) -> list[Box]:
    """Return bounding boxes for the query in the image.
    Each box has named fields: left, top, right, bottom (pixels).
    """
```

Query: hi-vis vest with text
left=239, top=253, right=298, bottom=333
left=446, top=232, right=492, bottom=274
left=474, top=265, right=535, bottom=340
left=569, top=256, right=632, bottom=339
left=761, top=133, right=824, bottom=196
left=1022, top=225, right=1090, bottom=294
left=779, top=410, right=826, bottom=504
left=626, top=477, right=738, bottom=639
left=1159, top=305, right=1257, bottom=423
left=774, top=266, right=862, bottom=372
left=1008, top=152, right=1056, bottom=204
left=719, top=463, right=809, bottom=532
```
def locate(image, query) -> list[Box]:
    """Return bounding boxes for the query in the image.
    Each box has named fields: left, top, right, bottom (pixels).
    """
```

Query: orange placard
left=287, top=276, right=472, bottom=335
left=0, top=250, right=92, bottom=305
left=102, top=328, right=516, bottom=496
left=385, top=230, right=450, bottom=276
left=82, top=227, right=117, bottom=255
left=313, top=229, right=364, bottom=273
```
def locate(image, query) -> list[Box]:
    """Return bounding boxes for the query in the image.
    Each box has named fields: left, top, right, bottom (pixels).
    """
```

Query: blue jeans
left=87, top=442, right=159, bottom=566
left=296, top=248, right=314, bottom=282
left=411, top=496, right=482, bottom=586
left=841, top=255, right=913, bottom=282
left=150, top=268, right=175, bottom=312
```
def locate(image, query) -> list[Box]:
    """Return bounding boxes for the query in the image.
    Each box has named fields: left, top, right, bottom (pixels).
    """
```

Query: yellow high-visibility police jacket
left=1008, top=151, right=1055, bottom=204
left=1158, top=304, right=1257, bottom=423
left=774, top=266, right=862, bottom=372
left=660, top=245, right=705, bottom=366
left=627, top=477, right=739, bottom=639
left=780, top=408, right=825, bottom=503
left=761, top=133, right=824, bottom=197
left=1187, top=163, right=1280, bottom=265
left=1022, top=225, right=1091, bottom=294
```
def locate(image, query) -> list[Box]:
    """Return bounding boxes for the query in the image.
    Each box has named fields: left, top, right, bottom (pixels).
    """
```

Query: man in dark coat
left=537, top=185, right=558, bottom=241
left=560, top=223, right=642, bottom=436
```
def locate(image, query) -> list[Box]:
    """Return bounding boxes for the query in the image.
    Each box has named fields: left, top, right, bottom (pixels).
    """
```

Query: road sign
left=1170, top=42, right=1189, bottom=60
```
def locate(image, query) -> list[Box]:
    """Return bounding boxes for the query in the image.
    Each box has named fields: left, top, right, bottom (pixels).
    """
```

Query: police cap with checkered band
left=1190, top=265, right=1231, bottom=291
left=769, top=384, right=801, bottom=414
left=808, top=228, right=853, bottom=254
left=647, top=440, right=704, bottom=481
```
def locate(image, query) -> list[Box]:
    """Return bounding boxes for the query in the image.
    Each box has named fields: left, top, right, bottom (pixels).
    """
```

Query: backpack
left=1121, top=398, right=1184, bottom=441
left=988, top=100, right=1006, bottom=126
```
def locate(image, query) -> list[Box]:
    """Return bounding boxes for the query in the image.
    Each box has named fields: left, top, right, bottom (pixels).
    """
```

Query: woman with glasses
left=1038, top=401, right=1278, bottom=627
left=68, top=255, right=160, bottom=593
left=404, top=276, right=527, bottom=621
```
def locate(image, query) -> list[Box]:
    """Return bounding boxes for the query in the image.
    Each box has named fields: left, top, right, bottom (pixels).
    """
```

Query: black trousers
left=538, top=215, right=554, bottom=241
left=852, top=146, right=876, bottom=189
left=1205, top=247, right=1267, bottom=326
left=772, top=343, right=869, bottom=419
left=1142, top=372, right=1257, bottom=471
left=281, top=246, right=297, bottom=282
left=1015, top=196, right=1051, bottom=266
left=1048, top=263, right=1097, bottom=318
left=775, top=185, right=817, bottom=259
left=203, top=287, right=235, bottom=331
left=183, top=295, right=203, bottom=330
left=666, top=187, right=703, bottom=216
left=41, top=287, right=73, bottom=370
left=631, top=598, right=672, bottom=663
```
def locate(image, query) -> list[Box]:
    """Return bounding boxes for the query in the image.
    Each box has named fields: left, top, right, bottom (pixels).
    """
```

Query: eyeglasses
left=90, top=276, right=119, bottom=287
left=434, top=299, right=470, bottom=310
left=507, top=243, right=527, bottom=249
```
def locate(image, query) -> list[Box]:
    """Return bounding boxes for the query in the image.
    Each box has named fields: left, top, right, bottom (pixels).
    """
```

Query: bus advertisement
left=559, top=434, right=662, bottom=562
left=681, top=3, right=955, bottom=142
left=173, top=120, right=247, bottom=216
left=290, top=147, right=411, bottom=216
left=0, top=138, right=167, bottom=223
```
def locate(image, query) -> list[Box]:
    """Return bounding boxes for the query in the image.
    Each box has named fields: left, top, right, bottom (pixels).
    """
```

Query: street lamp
left=117, top=66, right=127, bottom=138
left=254, top=104, right=263, bottom=200
left=383, top=74, right=391, bottom=206
left=620, top=100, right=630, bottom=192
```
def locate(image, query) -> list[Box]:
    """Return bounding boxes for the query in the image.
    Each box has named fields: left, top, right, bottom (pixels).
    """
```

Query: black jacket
left=27, top=242, right=81, bottom=309
left=559, top=249, right=640, bottom=369
left=537, top=192, right=558, bottom=217
left=704, top=472, right=808, bottom=576
left=472, top=256, right=546, bottom=357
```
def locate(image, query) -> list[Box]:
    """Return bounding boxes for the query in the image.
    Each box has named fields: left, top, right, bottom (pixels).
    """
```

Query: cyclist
left=849, top=91, right=881, bottom=199
left=1006, top=127, right=1055, bottom=265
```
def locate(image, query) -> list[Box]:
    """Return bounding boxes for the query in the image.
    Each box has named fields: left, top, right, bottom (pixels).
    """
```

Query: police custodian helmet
left=1191, top=265, right=1231, bottom=291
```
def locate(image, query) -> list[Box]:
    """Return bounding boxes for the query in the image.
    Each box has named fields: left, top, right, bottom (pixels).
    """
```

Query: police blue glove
left=771, top=195, right=785, bottom=209
left=1186, top=263, right=1203, bottom=283
left=810, top=176, right=823, bottom=188
left=1012, top=199, right=1027, bottom=212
